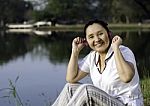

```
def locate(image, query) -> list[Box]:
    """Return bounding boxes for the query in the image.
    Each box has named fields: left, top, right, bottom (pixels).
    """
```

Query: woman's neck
left=100, top=53, right=106, bottom=60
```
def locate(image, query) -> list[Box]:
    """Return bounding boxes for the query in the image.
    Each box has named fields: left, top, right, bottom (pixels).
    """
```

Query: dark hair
left=83, top=19, right=112, bottom=40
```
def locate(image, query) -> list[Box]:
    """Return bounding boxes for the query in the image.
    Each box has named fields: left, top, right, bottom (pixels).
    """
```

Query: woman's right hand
left=72, top=37, right=87, bottom=55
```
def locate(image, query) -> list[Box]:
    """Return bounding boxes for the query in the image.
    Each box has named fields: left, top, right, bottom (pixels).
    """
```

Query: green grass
left=141, top=78, right=150, bottom=106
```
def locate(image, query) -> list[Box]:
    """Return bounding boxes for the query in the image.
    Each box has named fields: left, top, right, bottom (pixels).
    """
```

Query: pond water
left=0, top=29, right=150, bottom=106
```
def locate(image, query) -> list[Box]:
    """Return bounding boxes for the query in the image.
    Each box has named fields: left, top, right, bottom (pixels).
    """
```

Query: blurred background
left=0, top=0, right=150, bottom=106
left=0, top=0, right=150, bottom=25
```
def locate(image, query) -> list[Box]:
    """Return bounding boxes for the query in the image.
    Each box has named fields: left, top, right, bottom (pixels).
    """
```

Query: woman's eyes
left=98, top=32, right=103, bottom=35
left=89, top=35, right=94, bottom=39
left=88, top=32, right=103, bottom=39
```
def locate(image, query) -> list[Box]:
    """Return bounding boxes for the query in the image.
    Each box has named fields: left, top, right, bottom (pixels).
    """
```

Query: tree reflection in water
left=0, top=30, right=149, bottom=77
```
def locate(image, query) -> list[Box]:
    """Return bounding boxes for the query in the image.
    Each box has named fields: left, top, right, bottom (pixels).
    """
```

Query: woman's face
left=86, top=23, right=110, bottom=53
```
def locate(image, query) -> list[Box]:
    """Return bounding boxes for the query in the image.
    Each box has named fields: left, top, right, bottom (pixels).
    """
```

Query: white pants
left=52, top=83, right=125, bottom=106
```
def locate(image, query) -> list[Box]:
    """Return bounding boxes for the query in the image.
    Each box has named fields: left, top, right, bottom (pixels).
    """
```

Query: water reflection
left=0, top=29, right=150, bottom=106
left=6, top=29, right=53, bottom=36
left=0, top=29, right=150, bottom=77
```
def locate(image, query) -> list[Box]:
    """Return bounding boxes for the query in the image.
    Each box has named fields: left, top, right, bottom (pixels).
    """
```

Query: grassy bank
left=141, top=78, right=150, bottom=106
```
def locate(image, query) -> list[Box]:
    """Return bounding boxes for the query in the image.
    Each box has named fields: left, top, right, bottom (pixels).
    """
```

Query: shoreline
left=36, top=23, right=150, bottom=31
left=3, top=23, right=150, bottom=33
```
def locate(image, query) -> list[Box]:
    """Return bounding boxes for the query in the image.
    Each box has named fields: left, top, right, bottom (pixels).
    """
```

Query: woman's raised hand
left=111, top=35, right=122, bottom=50
left=72, top=37, right=87, bottom=55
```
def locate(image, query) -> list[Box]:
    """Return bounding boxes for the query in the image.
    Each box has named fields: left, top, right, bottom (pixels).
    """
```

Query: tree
left=133, top=0, right=150, bottom=19
left=44, top=0, right=102, bottom=23
left=0, top=0, right=33, bottom=24
left=31, top=0, right=150, bottom=23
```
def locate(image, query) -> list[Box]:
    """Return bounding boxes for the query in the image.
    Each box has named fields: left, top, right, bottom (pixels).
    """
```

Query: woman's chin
left=95, top=47, right=108, bottom=53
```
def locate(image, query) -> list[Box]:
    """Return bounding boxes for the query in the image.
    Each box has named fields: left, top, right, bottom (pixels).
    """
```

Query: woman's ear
left=83, top=39, right=88, bottom=46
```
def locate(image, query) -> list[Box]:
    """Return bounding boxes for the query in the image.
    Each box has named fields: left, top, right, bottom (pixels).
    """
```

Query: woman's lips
left=94, top=41, right=104, bottom=47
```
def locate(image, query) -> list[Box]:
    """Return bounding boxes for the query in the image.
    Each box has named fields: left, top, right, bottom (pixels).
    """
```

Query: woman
left=52, top=19, right=143, bottom=106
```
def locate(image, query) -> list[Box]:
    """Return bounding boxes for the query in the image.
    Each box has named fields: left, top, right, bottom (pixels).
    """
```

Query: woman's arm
left=66, top=37, right=88, bottom=83
left=111, top=36, right=135, bottom=83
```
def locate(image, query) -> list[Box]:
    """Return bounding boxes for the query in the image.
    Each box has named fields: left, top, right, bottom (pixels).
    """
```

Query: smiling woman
left=85, top=23, right=110, bottom=54
left=52, top=19, right=144, bottom=106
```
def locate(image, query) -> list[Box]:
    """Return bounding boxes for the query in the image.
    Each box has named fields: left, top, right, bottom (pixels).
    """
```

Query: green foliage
left=37, top=0, right=150, bottom=23
left=1, top=0, right=150, bottom=23
left=32, top=10, right=53, bottom=21
left=45, top=0, right=96, bottom=20
left=109, top=0, right=148, bottom=23
left=141, top=78, right=150, bottom=105
left=0, top=0, right=33, bottom=23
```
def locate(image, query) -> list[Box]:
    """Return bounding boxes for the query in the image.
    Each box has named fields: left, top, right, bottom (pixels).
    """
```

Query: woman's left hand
left=111, top=35, right=122, bottom=50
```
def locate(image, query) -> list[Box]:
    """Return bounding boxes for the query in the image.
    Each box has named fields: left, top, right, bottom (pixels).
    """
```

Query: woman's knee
left=81, top=84, right=95, bottom=89
left=75, top=84, right=94, bottom=92
left=64, top=83, right=95, bottom=95
left=64, top=83, right=70, bottom=88
left=77, top=84, right=106, bottom=95
left=63, top=83, right=81, bottom=90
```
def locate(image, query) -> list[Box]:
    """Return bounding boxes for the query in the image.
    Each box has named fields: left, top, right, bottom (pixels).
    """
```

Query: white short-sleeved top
left=79, top=45, right=143, bottom=105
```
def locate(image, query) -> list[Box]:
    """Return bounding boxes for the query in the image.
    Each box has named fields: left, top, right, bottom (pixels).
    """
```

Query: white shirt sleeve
left=120, top=46, right=136, bottom=64
left=78, top=53, right=91, bottom=73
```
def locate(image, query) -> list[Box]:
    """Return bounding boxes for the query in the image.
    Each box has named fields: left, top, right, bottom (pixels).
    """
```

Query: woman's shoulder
left=119, top=45, right=133, bottom=53
left=89, top=50, right=95, bottom=54
left=87, top=50, right=97, bottom=57
left=83, top=50, right=95, bottom=60
left=119, top=45, right=135, bottom=59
